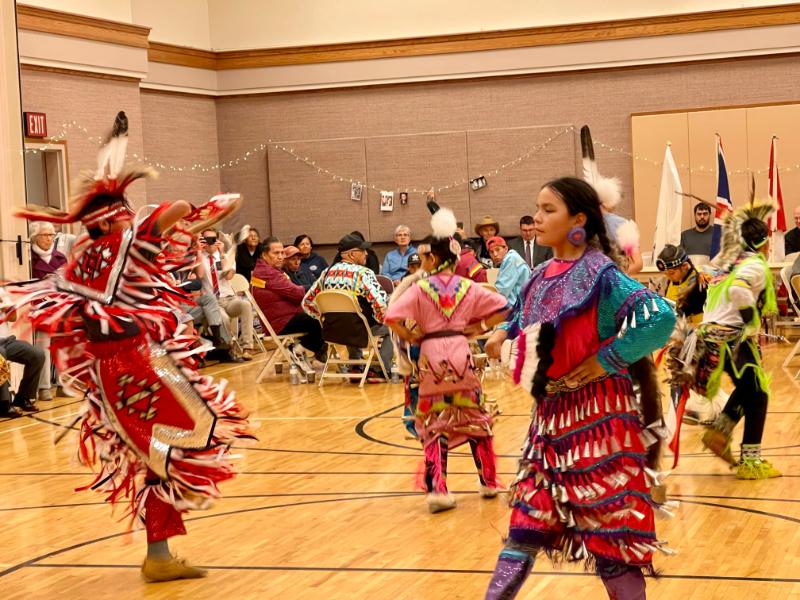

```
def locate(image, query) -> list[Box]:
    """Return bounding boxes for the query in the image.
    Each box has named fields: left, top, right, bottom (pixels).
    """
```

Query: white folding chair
left=239, top=278, right=306, bottom=383
left=486, top=268, right=499, bottom=285
left=781, top=268, right=800, bottom=373
left=230, top=273, right=267, bottom=355
left=313, top=290, right=389, bottom=388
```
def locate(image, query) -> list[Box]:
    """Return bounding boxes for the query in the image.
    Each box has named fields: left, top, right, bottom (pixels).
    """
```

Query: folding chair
left=485, top=268, right=499, bottom=286
left=230, top=274, right=267, bottom=355
left=781, top=267, right=800, bottom=372
left=236, top=279, right=306, bottom=383
left=479, top=282, right=498, bottom=293
left=375, top=274, right=394, bottom=295
left=313, top=289, right=389, bottom=388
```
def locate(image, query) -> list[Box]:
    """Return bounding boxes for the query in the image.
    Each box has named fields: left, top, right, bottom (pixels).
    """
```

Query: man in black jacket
left=0, top=336, right=44, bottom=417
left=508, top=215, right=552, bottom=269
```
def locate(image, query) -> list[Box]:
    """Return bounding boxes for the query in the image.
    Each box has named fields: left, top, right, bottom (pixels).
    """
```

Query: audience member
left=680, top=203, right=718, bottom=258
left=473, top=215, right=500, bottom=268
left=382, top=225, right=417, bottom=283
left=283, top=245, right=315, bottom=290
left=252, top=238, right=324, bottom=358
left=235, top=227, right=262, bottom=281
left=294, top=234, right=329, bottom=278
left=200, top=228, right=254, bottom=360
left=406, top=252, right=422, bottom=276
left=0, top=335, right=44, bottom=417
left=303, top=233, right=392, bottom=371
left=508, top=215, right=552, bottom=269
left=332, top=231, right=380, bottom=274
left=29, top=222, right=67, bottom=401
left=487, top=236, right=530, bottom=306
left=30, top=222, right=67, bottom=279
left=455, top=237, right=487, bottom=282
left=785, top=206, right=800, bottom=255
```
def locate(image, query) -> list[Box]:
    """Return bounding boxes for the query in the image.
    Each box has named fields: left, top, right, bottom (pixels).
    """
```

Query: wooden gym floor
left=0, top=343, right=798, bottom=600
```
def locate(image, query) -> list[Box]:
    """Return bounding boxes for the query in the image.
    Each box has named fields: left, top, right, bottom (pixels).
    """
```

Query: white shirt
left=200, top=249, right=235, bottom=298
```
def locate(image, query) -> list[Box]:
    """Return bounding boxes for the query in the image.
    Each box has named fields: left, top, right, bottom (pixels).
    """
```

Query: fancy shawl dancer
left=384, top=205, right=510, bottom=513
left=3, top=112, right=253, bottom=582
left=670, top=197, right=780, bottom=479
left=483, top=177, right=676, bottom=600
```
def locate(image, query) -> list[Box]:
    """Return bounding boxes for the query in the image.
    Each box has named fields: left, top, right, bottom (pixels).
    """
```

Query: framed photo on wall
left=351, top=182, right=363, bottom=201
left=380, top=190, right=394, bottom=212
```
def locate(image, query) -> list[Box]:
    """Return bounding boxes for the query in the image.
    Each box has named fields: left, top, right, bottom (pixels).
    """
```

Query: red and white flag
left=769, top=137, right=787, bottom=260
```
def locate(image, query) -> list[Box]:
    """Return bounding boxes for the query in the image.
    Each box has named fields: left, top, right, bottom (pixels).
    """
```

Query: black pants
left=0, top=337, right=45, bottom=407
left=721, top=341, right=768, bottom=445
left=280, top=312, right=324, bottom=353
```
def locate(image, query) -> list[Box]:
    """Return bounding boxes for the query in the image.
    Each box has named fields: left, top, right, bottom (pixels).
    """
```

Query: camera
left=203, top=236, right=217, bottom=245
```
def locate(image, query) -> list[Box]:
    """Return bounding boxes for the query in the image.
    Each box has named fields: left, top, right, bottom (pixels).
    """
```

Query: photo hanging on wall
left=351, top=182, right=363, bottom=202
left=399, top=191, right=409, bottom=206
left=380, top=191, right=394, bottom=212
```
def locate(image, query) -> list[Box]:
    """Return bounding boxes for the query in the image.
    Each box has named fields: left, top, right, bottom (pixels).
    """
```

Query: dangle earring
left=567, top=225, right=587, bottom=246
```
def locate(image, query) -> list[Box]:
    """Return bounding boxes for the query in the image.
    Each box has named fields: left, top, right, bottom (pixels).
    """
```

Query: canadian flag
left=769, top=136, right=787, bottom=261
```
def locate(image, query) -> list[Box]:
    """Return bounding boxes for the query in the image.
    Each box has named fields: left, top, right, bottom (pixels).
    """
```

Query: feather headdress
left=712, top=176, right=774, bottom=271
left=16, top=111, right=154, bottom=225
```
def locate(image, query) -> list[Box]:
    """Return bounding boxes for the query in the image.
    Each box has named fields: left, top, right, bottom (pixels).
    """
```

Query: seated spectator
left=178, top=247, right=241, bottom=363
left=236, top=227, right=262, bottom=281
left=406, top=252, right=422, bottom=276
left=0, top=335, right=44, bottom=417
left=199, top=228, right=255, bottom=360
left=29, top=222, right=67, bottom=401
left=294, top=234, right=329, bottom=278
left=303, top=233, right=392, bottom=371
left=455, top=237, right=487, bottom=282
left=332, top=231, right=380, bottom=274
left=487, top=236, right=530, bottom=306
left=382, top=225, right=417, bottom=283
left=30, top=221, right=67, bottom=279
left=473, top=215, right=500, bottom=268
left=786, top=207, right=800, bottom=255
left=252, top=238, right=324, bottom=359
left=508, top=215, right=552, bottom=269
left=283, top=245, right=315, bottom=290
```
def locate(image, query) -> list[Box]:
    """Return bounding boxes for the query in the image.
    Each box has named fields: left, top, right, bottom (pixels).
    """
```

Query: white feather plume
left=594, top=175, right=622, bottom=211
left=430, top=207, right=458, bottom=239
left=616, top=219, right=640, bottom=256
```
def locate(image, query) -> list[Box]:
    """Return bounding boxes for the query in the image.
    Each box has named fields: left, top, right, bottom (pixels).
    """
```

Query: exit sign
left=24, top=112, right=47, bottom=138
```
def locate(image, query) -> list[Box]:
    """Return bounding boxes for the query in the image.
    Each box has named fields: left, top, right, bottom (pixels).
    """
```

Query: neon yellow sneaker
left=735, top=458, right=782, bottom=480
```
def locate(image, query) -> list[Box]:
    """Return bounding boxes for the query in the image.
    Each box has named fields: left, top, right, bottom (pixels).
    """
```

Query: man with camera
left=199, top=229, right=255, bottom=360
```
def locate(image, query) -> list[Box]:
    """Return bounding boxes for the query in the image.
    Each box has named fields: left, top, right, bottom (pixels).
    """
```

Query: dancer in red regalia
left=483, top=177, right=676, bottom=599
left=2, top=112, right=253, bottom=582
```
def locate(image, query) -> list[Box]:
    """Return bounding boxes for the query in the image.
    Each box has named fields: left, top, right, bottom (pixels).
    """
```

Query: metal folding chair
left=230, top=274, right=267, bottom=355
left=313, top=290, right=389, bottom=388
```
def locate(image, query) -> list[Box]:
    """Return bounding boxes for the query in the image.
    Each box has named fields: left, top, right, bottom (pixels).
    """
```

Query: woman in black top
left=294, top=234, right=329, bottom=278
left=236, top=227, right=262, bottom=281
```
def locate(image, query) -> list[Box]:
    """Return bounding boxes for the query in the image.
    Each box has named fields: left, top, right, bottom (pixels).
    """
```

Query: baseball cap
left=283, top=245, right=300, bottom=258
left=338, top=233, right=371, bottom=252
left=486, top=236, right=507, bottom=250
left=407, top=253, right=421, bottom=266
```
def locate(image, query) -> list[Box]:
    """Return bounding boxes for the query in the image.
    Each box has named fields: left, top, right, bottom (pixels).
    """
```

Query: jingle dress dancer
left=483, top=178, right=676, bottom=600
left=3, top=112, right=253, bottom=582
left=385, top=207, right=509, bottom=513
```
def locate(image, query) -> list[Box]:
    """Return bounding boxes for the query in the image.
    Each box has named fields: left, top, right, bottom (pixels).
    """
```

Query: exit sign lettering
left=24, top=112, right=47, bottom=138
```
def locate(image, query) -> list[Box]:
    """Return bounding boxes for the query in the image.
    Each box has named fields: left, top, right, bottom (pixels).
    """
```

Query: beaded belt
left=545, top=374, right=609, bottom=394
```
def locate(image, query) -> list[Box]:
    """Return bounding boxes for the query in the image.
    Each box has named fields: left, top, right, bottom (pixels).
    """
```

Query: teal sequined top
left=503, top=248, right=675, bottom=375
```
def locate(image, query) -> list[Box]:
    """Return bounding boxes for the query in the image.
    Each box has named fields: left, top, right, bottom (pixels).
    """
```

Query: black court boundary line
left=3, top=493, right=800, bottom=580
left=354, top=403, right=800, bottom=459
left=1, top=491, right=798, bottom=513
left=21, top=562, right=800, bottom=583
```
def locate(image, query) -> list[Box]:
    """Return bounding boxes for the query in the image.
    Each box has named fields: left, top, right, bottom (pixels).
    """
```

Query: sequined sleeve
left=596, top=269, right=676, bottom=374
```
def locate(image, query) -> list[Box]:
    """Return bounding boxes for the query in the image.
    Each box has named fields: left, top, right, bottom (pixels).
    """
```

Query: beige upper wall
left=17, top=0, right=800, bottom=50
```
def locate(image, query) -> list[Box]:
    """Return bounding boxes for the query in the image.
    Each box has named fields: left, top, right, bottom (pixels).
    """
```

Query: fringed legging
left=423, top=435, right=498, bottom=494
left=485, top=541, right=647, bottom=600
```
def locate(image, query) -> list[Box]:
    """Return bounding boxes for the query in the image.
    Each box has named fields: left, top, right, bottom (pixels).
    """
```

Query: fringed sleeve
left=596, top=270, right=676, bottom=375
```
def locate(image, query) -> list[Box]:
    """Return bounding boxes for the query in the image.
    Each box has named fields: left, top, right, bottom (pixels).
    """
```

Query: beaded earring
left=567, top=225, right=587, bottom=246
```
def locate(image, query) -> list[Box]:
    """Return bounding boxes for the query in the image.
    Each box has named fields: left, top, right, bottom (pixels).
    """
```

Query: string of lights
left=24, top=121, right=800, bottom=188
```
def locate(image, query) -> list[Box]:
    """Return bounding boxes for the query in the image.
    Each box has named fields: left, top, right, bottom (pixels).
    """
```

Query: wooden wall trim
left=21, top=63, right=141, bottom=83
left=146, top=4, right=800, bottom=69
left=148, top=42, right=216, bottom=70
left=16, top=4, right=150, bottom=49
